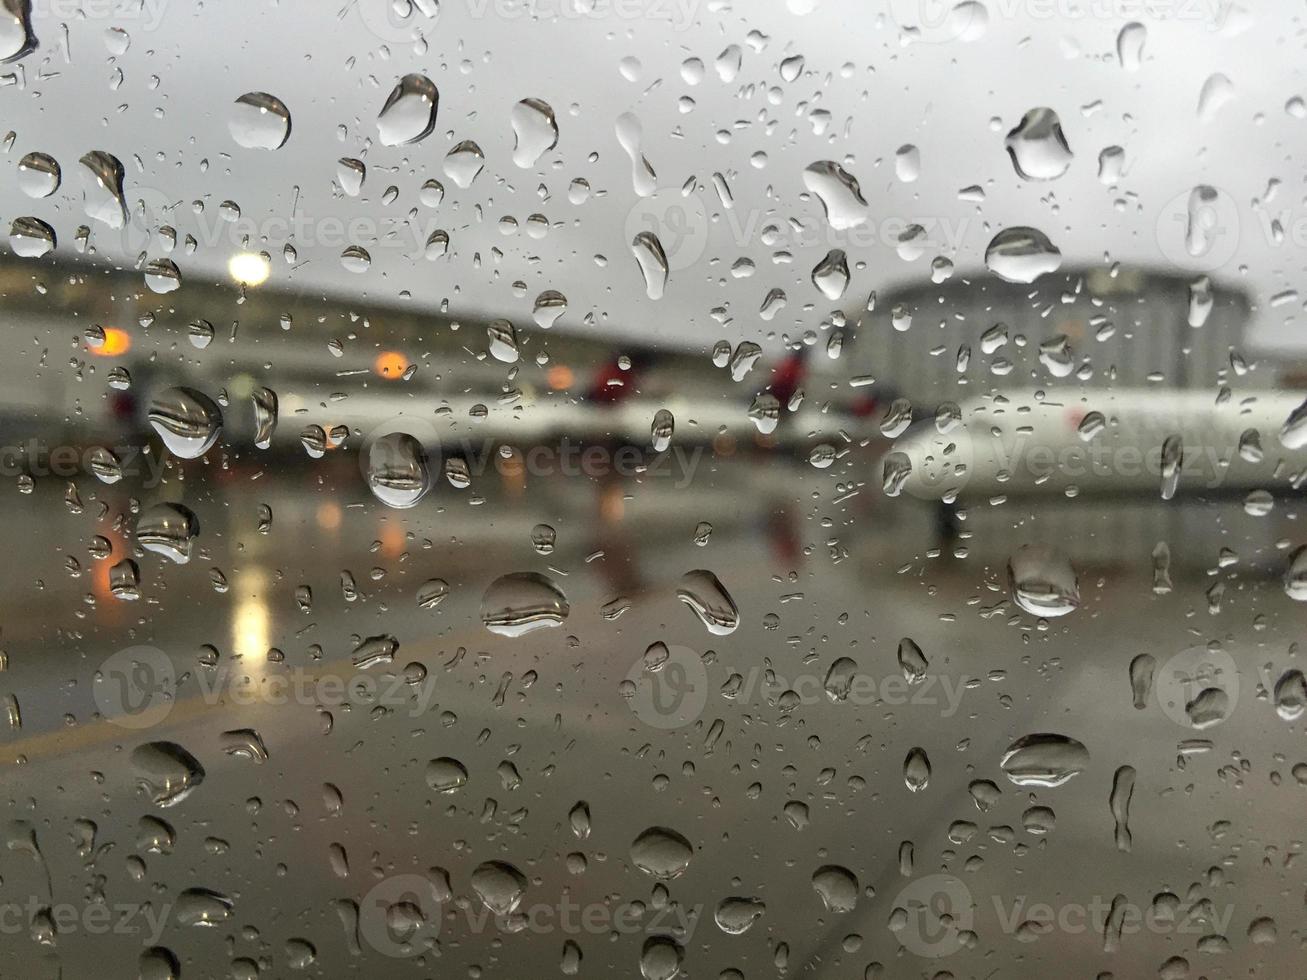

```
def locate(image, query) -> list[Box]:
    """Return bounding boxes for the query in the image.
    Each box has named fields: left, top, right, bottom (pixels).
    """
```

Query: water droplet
left=1005, top=107, right=1073, bottom=180
left=426, top=757, right=469, bottom=793
left=148, top=386, right=223, bottom=459
left=228, top=92, right=291, bottom=150
left=417, top=578, right=449, bottom=609
left=377, top=74, right=438, bottom=146
left=1007, top=544, right=1079, bottom=617
left=219, top=728, right=268, bottom=763
left=631, top=231, right=669, bottom=300
left=1000, top=733, right=1089, bottom=787
left=0, top=0, right=35, bottom=62
left=131, top=742, right=205, bottom=807
left=639, top=936, right=684, bottom=980
left=1129, top=653, right=1156, bottom=709
left=511, top=97, right=558, bottom=168
left=532, top=290, right=567, bottom=328
left=676, top=569, right=739, bottom=635
left=8, top=216, right=54, bottom=257
left=1279, top=397, right=1307, bottom=449
left=1117, top=21, right=1145, bottom=70
left=1110, top=765, right=1135, bottom=851
left=486, top=319, right=519, bottom=363
left=530, top=523, right=557, bottom=555
left=470, top=860, right=528, bottom=915
left=443, top=140, right=485, bottom=188
left=904, top=747, right=931, bottom=792
left=811, top=865, right=858, bottom=912
left=252, top=387, right=278, bottom=449
left=340, top=244, right=371, bottom=273
left=802, top=161, right=868, bottom=230
left=337, top=157, right=365, bottom=196
left=144, top=258, right=182, bottom=293
left=1285, top=546, right=1307, bottom=601
left=631, top=826, right=693, bottom=879
left=651, top=409, right=674, bottom=451
left=176, top=888, right=234, bottom=926
left=481, top=572, right=569, bottom=636
left=1160, top=434, right=1183, bottom=500
left=715, top=897, right=766, bottom=935
left=985, top=227, right=1062, bottom=283
left=79, top=150, right=127, bottom=230
left=1197, top=72, right=1234, bottom=123
left=616, top=112, right=657, bottom=197
left=813, top=657, right=854, bottom=701
left=137, top=503, right=200, bottom=564
left=1274, top=669, right=1307, bottom=721
left=139, top=947, right=180, bottom=980
left=365, top=432, right=431, bottom=508
left=17, top=151, right=58, bottom=198
left=812, top=249, right=850, bottom=300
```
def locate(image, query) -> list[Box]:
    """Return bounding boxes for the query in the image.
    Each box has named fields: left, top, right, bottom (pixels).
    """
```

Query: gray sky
left=4, top=0, right=1305, bottom=356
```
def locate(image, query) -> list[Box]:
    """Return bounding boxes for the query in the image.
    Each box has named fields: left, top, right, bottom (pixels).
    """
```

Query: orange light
left=547, top=365, right=574, bottom=391
left=380, top=522, right=406, bottom=558
left=91, top=328, right=132, bottom=357
left=374, top=351, right=410, bottom=379
left=316, top=502, right=342, bottom=530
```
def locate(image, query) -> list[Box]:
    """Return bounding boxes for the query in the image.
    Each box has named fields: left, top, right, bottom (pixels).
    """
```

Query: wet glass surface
left=0, top=1, right=1305, bottom=977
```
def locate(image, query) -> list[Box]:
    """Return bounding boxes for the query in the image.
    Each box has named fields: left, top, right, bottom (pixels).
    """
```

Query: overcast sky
left=3, top=0, right=1305, bottom=357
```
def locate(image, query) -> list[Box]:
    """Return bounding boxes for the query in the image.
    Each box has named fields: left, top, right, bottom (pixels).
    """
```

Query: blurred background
left=0, top=0, right=1306, bottom=977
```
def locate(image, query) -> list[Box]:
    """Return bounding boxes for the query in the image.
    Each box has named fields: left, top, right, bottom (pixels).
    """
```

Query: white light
left=229, top=252, right=271, bottom=286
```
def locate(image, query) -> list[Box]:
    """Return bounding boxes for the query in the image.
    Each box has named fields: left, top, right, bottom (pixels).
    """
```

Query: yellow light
left=228, top=252, right=271, bottom=286
left=231, top=569, right=270, bottom=661
left=316, top=502, right=342, bottom=529
left=373, top=351, right=410, bottom=379
left=91, top=327, right=132, bottom=357
left=547, top=365, right=574, bottom=391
